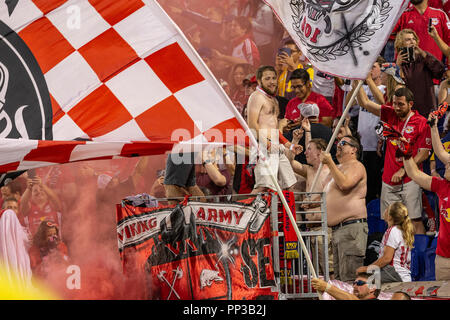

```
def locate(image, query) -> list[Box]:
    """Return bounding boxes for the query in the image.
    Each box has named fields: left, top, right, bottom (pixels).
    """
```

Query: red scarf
left=278, top=191, right=298, bottom=259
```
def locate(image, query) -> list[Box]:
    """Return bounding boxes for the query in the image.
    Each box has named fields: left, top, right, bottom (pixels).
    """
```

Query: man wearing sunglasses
left=320, top=135, right=368, bottom=282
left=312, top=272, right=380, bottom=300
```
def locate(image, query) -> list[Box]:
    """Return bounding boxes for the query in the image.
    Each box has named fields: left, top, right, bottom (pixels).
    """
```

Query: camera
left=428, top=18, right=433, bottom=33
left=400, top=47, right=414, bottom=63
left=28, top=168, right=36, bottom=179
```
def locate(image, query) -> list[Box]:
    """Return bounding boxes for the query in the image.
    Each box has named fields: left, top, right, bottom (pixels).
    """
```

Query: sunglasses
left=338, top=140, right=357, bottom=148
left=353, top=280, right=367, bottom=286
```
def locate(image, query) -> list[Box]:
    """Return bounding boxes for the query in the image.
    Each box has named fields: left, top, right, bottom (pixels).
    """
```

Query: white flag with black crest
left=264, top=0, right=409, bottom=79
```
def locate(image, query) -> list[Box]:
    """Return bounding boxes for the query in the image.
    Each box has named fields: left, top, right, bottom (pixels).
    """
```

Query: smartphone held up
left=278, top=47, right=292, bottom=57
left=400, top=46, right=414, bottom=63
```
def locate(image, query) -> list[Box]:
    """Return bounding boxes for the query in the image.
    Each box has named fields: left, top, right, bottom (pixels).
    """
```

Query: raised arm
left=429, top=114, right=450, bottom=164
left=354, top=81, right=381, bottom=117
left=285, top=128, right=304, bottom=161
left=320, top=152, right=363, bottom=192
left=438, top=78, right=449, bottom=105
left=403, top=157, right=432, bottom=191
left=365, top=76, right=385, bottom=105
left=429, top=25, right=450, bottom=58
left=42, top=181, right=62, bottom=212
left=19, top=179, right=33, bottom=216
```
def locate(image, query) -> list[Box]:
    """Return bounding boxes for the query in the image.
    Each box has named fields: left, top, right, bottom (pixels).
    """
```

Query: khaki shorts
left=435, top=254, right=450, bottom=281
left=332, top=222, right=368, bottom=282
left=254, top=151, right=296, bottom=190
left=380, top=181, right=422, bottom=220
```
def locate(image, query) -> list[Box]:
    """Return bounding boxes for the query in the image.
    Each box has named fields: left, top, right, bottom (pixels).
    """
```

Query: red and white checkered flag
left=0, top=0, right=249, bottom=175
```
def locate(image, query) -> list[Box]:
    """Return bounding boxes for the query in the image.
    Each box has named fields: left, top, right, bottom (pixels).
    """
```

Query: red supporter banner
left=116, top=195, right=278, bottom=300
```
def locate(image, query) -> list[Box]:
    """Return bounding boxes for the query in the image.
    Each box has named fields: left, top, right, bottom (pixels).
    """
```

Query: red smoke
left=30, top=155, right=166, bottom=300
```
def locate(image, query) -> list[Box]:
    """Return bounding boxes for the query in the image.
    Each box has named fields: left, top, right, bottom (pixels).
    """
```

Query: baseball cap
left=299, top=103, right=320, bottom=119
left=381, top=63, right=405, bottom=84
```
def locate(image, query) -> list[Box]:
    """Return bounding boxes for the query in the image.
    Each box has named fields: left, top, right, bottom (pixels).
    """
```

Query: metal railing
left=270, top=192, right=329, bottom=300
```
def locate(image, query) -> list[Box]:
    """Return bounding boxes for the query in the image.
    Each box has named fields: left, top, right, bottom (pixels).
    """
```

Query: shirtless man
left=247, top=65, right=300, bottom=193
left=290, top=129, right=333, bottom=277
left=320, top=135, right=368, bottom=282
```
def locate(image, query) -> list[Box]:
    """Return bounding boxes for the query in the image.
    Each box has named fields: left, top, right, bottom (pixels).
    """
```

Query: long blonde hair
left=386, top=202, right=415, bottom=248
left=394, top=29, right=419, bottom=53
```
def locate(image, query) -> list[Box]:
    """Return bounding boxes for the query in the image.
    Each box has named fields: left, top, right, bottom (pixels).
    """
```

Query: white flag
left=264, top=0, right=409, bottom=79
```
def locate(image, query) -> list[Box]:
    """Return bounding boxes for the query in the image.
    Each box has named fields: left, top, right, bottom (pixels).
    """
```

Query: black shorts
left=163, top=152, right=197, bottom=188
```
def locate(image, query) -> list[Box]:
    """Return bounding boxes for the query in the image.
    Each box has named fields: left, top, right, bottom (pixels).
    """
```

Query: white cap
left=299, top=103, right=320, bottom=119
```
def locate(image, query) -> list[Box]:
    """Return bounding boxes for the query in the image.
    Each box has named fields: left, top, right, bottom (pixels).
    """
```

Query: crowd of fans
left=158, top=0, right=450, bottom=289
left=0, top=0, right=450, bottom=297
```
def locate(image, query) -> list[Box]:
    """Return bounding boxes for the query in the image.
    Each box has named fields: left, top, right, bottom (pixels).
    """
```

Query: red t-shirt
left=25, top=202, right=62, bottom=236
left=426, top=0, right=450, bottom=17
left=285, top=92, right=334, bottom=122
left=430, top=177, right=450, bottom=258
left=380, top=105, right=431, bottom=185
left=392, top=6, right=450, bottom=63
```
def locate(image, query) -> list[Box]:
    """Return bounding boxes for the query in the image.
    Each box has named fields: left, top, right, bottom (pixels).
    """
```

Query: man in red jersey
left=403, top=112, right=450, bottom=280
left=356, top=85, right=431, bottom=235
left=284, top=68, right=334, bottom=128
left=426, top=0, right=450, bottom=19
left=19, top=176, right=62, bottom=237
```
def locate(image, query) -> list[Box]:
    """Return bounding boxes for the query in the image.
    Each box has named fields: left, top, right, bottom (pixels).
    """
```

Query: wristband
left=290, top=144, right=295, bottom=151
left=202, top=159, right=212, bottom=166
left=325, top=283, right=332, bottom=293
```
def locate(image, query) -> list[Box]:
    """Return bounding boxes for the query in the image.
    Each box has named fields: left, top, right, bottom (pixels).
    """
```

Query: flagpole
left=308, top=79, right=364, bottom=194
left=257, top=150, right=324, bottom=299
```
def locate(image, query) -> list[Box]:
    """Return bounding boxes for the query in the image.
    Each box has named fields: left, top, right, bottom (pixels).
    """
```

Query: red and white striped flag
left=264, top=0, right=409, bottom=79
left=0, top=0, right=249, bottom=175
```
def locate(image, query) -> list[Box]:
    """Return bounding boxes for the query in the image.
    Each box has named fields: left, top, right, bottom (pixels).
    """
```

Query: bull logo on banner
left=0, top=0, right=53, bottom=139
left=290, top=0, right=393, bottom=65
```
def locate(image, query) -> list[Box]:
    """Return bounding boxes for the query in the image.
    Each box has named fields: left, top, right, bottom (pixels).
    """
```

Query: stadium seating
left=366, top=199, right=387, bottom=235
left=411, top=234, right=435, bottom=281
left=423, top=236, right=438, bottom=281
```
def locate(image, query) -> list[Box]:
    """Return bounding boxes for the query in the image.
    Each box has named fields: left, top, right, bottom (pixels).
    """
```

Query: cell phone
left=400, top=47, right=414, bottom=63
left=428, top=18, right=433, bottom=33
left=28, top=168, right=36, bottom=179
left=278, top=47, right=292, bottom=57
